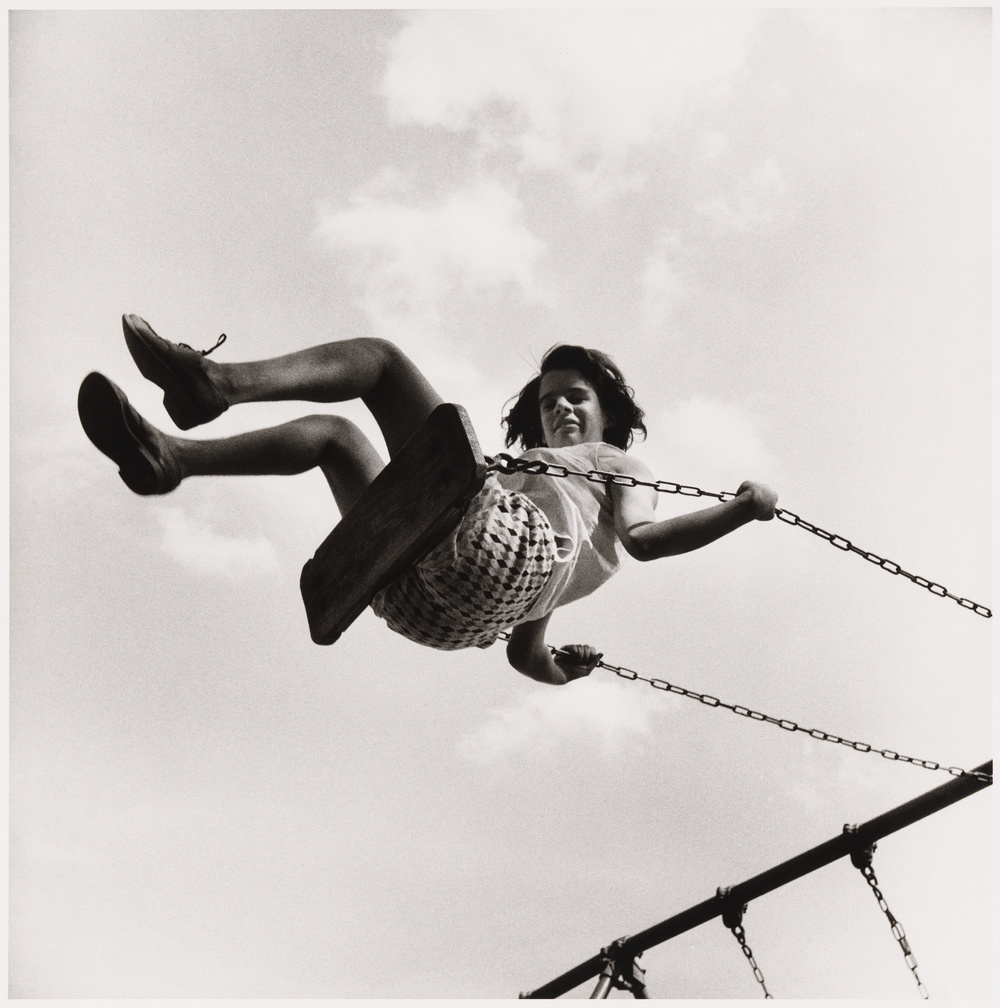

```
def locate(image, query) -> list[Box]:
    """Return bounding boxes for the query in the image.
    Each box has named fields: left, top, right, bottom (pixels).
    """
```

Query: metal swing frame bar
left=519, top=760, right=991, bottom=998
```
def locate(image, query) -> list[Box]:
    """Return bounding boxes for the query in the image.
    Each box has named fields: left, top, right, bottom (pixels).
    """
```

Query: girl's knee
left=302, top=414, right=383, bottom=508
left=359, top=339, right=434, bottom=405
left=344, top=338, right=442, bottom=458
left=301, top=414, right=382, bottom=471
left=363, top=337, right=412, bottom=375
left=300, top=413, right=364, bottom=447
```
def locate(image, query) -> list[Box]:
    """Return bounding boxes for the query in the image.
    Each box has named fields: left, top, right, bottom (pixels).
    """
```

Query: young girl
left=78, top=316, right=778, bottom=685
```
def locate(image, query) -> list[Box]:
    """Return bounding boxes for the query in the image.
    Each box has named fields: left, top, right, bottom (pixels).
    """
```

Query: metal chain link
left=499, top=632, right=992, bottom=786
left=729, top=924, right=772, bottom=999
left=858, top=865, right=928, bottom=999
left=842, top=831, right=928, bottom=1000
left=488, top=455, right=991, bottom=619
left=774, top=508, right=991, bottom=618
left=717, top=888, right=772, bottom=998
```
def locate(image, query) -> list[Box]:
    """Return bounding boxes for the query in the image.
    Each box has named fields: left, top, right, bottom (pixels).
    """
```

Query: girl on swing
left=79, top=316, right=778, bottom=684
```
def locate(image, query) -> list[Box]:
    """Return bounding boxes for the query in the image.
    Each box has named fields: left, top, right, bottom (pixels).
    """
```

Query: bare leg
left=203, top=337, right=443, bottom=458
left=171, top=414, right=385, bottom=514
left=124, top=318, right=444, bottom=453
left=79, top=367, right=389, bottom=506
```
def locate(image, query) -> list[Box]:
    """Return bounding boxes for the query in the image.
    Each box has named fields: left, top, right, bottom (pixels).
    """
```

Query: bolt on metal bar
left=519, top=760, right=991, bottom=999
left=717, top=887, right=773, bottom=998
left=843, top=828, right=928, bottom=999
left=586, top=938, right=648, bottom=999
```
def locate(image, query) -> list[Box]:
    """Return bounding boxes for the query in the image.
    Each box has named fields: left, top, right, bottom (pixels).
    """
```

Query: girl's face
left=538, top=368, right=610, bottom=448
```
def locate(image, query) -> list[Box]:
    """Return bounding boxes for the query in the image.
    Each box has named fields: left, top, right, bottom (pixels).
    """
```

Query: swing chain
left=774, top=508, right=991, bottom=618
left=842, top=826, right=929, bottom=999
left=595, top=656, right=992, bottom=785
left=716, top=888, right=772, bottom=999
left=504, top=633, right=992, bottom=785
left=487, top=455, right=991, bottom=619
left=488, top=453, right=733, bottom=500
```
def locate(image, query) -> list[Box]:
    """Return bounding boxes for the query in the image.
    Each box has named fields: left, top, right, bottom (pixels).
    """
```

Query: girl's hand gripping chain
left=507, top=616, right=600, bottom=685
left=554, top=644, right=604, bottom=683
left=736, top=480, right=778, bottom=521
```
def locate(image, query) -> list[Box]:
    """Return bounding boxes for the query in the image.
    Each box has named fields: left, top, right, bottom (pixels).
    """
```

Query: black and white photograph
left=9, top=7, right=992, bottom=1000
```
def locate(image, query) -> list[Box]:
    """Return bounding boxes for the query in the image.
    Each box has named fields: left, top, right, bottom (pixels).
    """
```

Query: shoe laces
left=178, top=333, right=227, bottom=356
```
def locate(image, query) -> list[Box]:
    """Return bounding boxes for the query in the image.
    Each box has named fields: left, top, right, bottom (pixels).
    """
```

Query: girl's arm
left=506, top=615, right=602, bottom=685
left=610, top=457, right=777, bottom=561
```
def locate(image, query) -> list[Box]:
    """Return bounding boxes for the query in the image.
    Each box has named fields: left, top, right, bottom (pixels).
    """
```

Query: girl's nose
left=554, top=399, right=571, bottom=416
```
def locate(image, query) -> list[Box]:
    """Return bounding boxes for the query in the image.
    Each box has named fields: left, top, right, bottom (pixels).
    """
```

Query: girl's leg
left=212, top=337, right=443, bottom=458
left=174, top=414, right=385, bottom=515
left=78, top=371, right=383, bottom=512
left=123, top=317, right=443, bottom=458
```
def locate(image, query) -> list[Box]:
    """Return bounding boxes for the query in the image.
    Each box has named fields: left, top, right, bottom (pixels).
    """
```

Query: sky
left=8, top=6, right=993, bottom=1003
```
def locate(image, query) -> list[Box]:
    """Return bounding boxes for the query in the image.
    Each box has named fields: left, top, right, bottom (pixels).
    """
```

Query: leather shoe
left=78, top=372, right=182, bottom=495
left=122, top=313, right=228, bottom=430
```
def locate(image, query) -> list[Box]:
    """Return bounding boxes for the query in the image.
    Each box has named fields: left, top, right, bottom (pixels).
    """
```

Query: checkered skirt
left=370, top=476, right=556, bottom=650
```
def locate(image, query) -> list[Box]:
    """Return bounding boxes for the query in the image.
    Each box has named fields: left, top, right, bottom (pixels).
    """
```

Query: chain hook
left=716, top=886, right=747, bottom=929
left=843, top=825, right=928, bottom=998
left=843, top=823, right=877, bottom=870
left=716, top=887, right=772, bottom=998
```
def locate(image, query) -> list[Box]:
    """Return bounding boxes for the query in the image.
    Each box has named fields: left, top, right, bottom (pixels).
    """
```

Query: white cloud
left=315, top=172, right=549, bottom=342
left=640, top=229, right=688, bottom=335
left=382, top=10, right=762, bottom=198
left=152, top=505, right=280, bottom=578
left=649, top=397, right=776, bottom=487
left=458, top=677, right=660, bottom=763
left=17, top=418, right=106, bottom=504
left=793, top=8, right=921, bottom=80
left=697, top=130, right=730, bottom=160
left=785, top=781, right=822, bottom=813
left=693, top=157, right=787, bottom=232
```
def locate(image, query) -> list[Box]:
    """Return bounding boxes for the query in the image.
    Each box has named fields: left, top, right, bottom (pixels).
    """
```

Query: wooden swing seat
left=300, top=403, right=488, bottom=645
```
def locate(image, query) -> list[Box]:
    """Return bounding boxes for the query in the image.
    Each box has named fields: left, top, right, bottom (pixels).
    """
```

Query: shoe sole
left=78, top=372, right=170, bottom=495
left=122, top=314, right=221, bottom=430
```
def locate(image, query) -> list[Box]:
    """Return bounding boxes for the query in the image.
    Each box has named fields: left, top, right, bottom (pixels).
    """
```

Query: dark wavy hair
left=502, top=345, right=646, bottom=451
